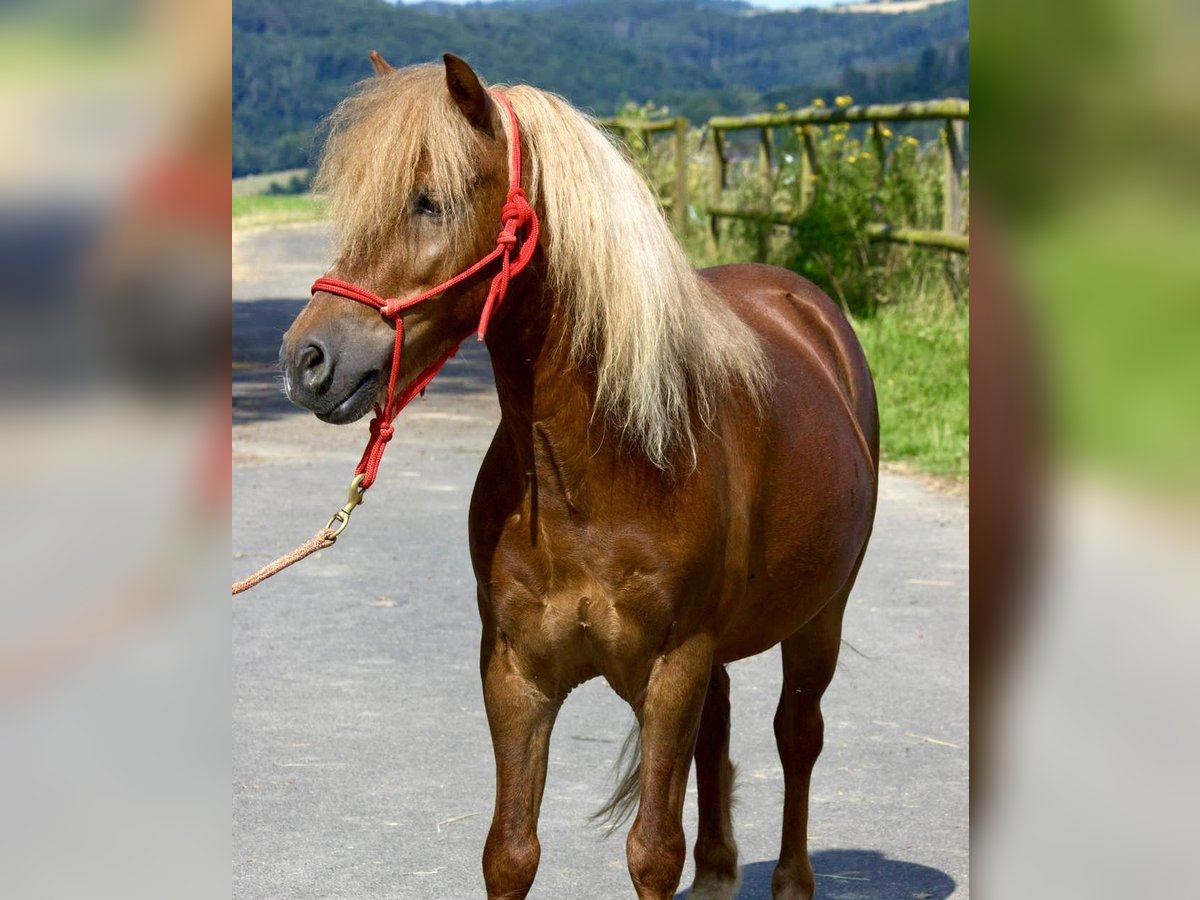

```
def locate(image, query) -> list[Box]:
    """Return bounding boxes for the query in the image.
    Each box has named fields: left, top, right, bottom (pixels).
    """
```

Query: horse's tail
left=591, top=722, right=642, bottom=835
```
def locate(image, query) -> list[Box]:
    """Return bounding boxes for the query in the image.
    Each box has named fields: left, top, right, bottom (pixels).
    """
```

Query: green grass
left=232, top=168, right=309, bottom=197
left=851, top=304, right=968, bottom=479
left=232, top=192, right=328, bottom=230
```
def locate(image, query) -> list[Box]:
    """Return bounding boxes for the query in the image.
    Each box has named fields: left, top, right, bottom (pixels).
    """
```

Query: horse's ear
left=369, top=50, right=394, bottom=76
left=443, top=53, right=496, bottom=136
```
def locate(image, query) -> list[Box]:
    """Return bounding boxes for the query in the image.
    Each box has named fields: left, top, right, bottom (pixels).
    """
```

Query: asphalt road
left=233, top=224, right=969, bottom=900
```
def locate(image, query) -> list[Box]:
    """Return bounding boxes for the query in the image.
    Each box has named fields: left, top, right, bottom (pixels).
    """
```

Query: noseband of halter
left=310, top=91, right=539, bottom=491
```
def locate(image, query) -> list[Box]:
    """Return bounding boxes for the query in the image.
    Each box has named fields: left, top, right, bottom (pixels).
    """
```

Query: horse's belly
left=714, top=542, right=868, bottom=663
left=714, top=570, right=853, bottom=663
left=715, top=413, right=876, bottom=661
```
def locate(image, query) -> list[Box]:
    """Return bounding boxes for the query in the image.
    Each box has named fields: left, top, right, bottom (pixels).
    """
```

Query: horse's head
left=281, top=54, right=513, bottom=423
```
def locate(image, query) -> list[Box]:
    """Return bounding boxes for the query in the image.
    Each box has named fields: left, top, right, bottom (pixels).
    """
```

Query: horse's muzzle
left=280, top=326, right=381, bottom=424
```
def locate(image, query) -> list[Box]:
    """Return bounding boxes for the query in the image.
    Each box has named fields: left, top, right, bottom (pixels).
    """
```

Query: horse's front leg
left=626, top=635, right=715, bottom=900
left=480, top=633, right=561, bottom=900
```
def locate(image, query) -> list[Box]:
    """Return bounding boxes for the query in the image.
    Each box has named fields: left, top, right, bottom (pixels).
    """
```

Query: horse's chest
left=485, top=533, right=681, bottom=686
left=509, top=584, right=625, bottom=655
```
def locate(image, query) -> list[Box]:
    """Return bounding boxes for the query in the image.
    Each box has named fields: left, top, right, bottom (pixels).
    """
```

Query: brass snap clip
left=324, top=473, right=367, bottom=540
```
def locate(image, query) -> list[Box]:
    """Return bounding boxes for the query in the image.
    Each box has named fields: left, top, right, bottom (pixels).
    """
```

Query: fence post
left=709, top=127, right=726, bottom=250
left=756, top=127, right=774, bottom=261
left=758, top=127, right=773, bottom=184
left=942, top=118, right=964, bottom=235
left=673, top=118, right=688, bottom=234
left=871, top=122, right=886, bottom=188
left=942, top=117, right=965, bottom=297
left=800, top=124, right=820, bottom=212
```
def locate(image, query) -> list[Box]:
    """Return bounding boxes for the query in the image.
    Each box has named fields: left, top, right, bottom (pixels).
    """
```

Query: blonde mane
left=316, top=64, right=769, bottom=468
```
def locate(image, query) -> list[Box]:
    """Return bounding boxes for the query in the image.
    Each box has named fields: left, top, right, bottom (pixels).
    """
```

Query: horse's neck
left=485, top=281, right=601, bottom=480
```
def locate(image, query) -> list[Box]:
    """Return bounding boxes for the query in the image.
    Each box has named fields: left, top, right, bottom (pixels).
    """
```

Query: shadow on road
left=232, top=298, right=303, bottom=423
left=232, top=298, right=498, bottom=424
left=675, top=849, right=956, bottom=899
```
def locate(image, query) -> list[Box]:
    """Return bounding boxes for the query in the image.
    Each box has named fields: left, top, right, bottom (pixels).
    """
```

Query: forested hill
left=233, top=0, right=968, bottom=175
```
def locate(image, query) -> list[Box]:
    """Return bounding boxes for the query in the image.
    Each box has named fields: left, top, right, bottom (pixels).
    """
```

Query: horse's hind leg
left=688, top=664, right=740, bottom=899
left=479, top=633, right=561, bottom=900
left=771, top=593, right=849, bottom=900
left=626, top=636, right=714, bottom=899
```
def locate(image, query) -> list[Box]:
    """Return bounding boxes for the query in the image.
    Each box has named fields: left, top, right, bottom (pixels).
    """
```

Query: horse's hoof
left=687, top=871, right=741, bottom=900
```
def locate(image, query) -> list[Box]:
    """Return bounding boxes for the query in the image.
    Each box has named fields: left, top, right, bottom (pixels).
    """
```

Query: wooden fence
left=604, top=99, right=968, bottom=257
left=707, top=99, right=968, bottom=255
left=599, top=117, right=689, bottom=232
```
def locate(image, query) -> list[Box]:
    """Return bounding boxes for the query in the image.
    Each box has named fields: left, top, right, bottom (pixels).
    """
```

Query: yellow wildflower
left=833, top=132, right=845, bottom=141
left=847, top=155, right=858, bottom=164
left=860, top=151, right=871, bottom=159
left=776, top=102, right=788, bottom=112
left=835, top=95, right=853, bottom=108
left=812, top=97, right=826, bottom=108
left=905, top=136, right=919, bottom=147
left=880, top=126, right=894, bottom=139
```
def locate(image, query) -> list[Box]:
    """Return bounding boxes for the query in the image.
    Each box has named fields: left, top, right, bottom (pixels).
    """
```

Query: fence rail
left=706, top=98, right=969, bottom=129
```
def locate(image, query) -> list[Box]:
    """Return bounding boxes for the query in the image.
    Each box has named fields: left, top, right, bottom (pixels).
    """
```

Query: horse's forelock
left=314, top=65, right=482, bottom=264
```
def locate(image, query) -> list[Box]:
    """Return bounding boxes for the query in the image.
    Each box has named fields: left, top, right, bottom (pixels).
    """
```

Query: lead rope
left=232, top=92, right=538, bottom=596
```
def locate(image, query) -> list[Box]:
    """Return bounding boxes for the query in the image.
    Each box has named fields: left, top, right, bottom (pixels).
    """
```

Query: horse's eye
left=414, top=191, right=442, bottom=218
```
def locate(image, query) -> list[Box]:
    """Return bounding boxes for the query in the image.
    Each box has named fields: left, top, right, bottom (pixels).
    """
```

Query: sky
left=393, top=1, right=851, bottom=8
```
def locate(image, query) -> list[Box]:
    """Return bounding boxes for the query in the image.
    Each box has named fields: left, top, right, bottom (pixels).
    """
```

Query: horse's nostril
left=299, top=342, right=323, bottom=371
left=298, top=339, right=333, bottom=393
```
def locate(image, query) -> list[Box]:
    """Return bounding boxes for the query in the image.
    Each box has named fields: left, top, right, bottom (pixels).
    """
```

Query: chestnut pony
left=281, top=55, right=878, bottom=900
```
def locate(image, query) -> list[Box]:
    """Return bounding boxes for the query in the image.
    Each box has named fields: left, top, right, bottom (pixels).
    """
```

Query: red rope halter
left=311, top=92, right=539, bottom=491
left=231, top=92, right=538, bottom=596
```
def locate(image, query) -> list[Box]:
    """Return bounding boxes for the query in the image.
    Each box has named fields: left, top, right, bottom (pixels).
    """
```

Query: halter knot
left=369, top=417, right=395, bottom=443
left=500, top=188, right=533, bottom=233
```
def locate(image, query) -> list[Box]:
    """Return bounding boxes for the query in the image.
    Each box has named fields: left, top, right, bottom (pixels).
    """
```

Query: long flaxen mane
left=316, top=64, right=769, bottom=468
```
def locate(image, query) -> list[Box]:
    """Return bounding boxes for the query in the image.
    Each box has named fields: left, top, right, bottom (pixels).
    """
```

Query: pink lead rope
left=233, top=92, right=539, bottom=595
